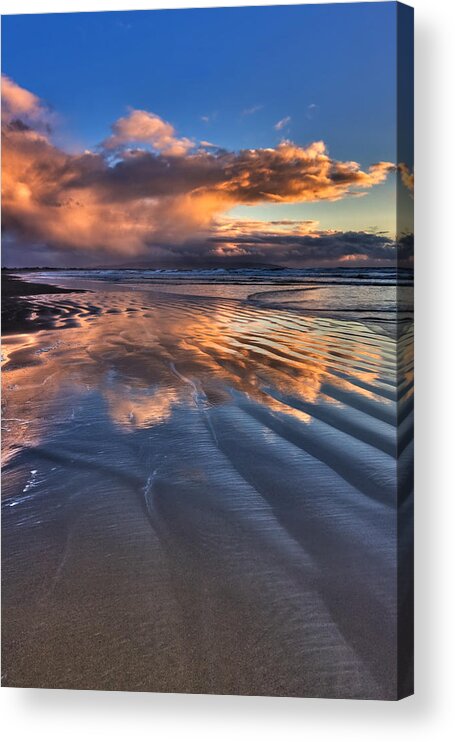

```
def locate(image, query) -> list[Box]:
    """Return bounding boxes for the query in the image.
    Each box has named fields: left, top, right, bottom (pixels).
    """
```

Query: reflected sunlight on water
left=1, top=279, right=413, bottom=698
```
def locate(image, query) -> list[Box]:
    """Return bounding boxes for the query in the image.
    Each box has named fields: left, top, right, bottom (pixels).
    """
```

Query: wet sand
left=1, top=276, right=413, bottom=698
left=1, top=272, right=86, bottom=335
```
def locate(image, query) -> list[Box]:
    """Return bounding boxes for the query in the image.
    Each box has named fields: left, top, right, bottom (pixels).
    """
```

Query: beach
left=1, top=269, right=413, bottom=698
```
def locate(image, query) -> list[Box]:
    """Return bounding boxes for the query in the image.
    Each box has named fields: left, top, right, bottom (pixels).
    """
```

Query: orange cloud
left=2, top=75, right=43, bottom=122
left=204, top=140, right=394, bottom=204
left=1, top=75, right=54, bottom=132
left=102, top=108, right=193, bottom=156
left=214, top=217, right=320, bottom=237
left=1, top=77, right=396, bottom=263
left=398, top=162, right=414, bottom=195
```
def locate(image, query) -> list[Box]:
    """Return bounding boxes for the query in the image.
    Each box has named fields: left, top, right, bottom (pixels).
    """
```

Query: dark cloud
left=204, top=228, right=398, bottom=266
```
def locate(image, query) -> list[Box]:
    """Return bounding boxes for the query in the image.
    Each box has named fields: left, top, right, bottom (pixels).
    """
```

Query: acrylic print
left=1, top=2, right=414, bottom=700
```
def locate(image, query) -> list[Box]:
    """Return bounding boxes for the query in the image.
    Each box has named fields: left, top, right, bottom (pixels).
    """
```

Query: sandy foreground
left=1, top=274, right=413, bottom=699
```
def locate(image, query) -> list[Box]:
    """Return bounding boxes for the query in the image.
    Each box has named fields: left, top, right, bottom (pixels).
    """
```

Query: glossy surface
left=1, top=273, right=413, bottom=697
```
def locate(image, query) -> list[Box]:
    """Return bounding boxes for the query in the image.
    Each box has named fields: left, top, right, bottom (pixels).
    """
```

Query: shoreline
left=1, top=272, right=86, bottom=335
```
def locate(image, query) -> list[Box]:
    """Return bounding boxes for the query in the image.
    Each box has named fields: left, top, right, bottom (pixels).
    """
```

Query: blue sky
left=2, top=4, right=396, bottom=154
left=2, top=3, right=408, bottom=266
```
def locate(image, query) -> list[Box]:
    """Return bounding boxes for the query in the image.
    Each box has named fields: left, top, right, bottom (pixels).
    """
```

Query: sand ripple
left=1, top=282, right=413, bottom=698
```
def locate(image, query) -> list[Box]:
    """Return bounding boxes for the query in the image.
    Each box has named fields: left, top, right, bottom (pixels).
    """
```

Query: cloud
left=274, top=116, right=291, bottom=131
left=130, top=225, right=399, bottom=269
left=2, top=77, right=396, bottom=266
left=200, top=112, right=217, bottom=124
left=102, top=108, right=193, bottom=156
left=241, top=105, right=263, bottom=116
left=215, top=218, right=320, bottom=237
left=398, top=162, right=414, bottom=195
left=1, top=75, right=54, bottom=132
left=306, top=103, right=318, bottom=120
left=203, top=220, right=398, bottom=266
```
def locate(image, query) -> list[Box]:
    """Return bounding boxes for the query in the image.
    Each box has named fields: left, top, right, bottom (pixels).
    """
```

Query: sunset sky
left=1, top=3, right=412, bottom=268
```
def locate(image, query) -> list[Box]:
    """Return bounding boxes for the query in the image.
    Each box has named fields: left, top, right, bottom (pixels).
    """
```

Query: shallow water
left=1, top=274, right=413, bottom=698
